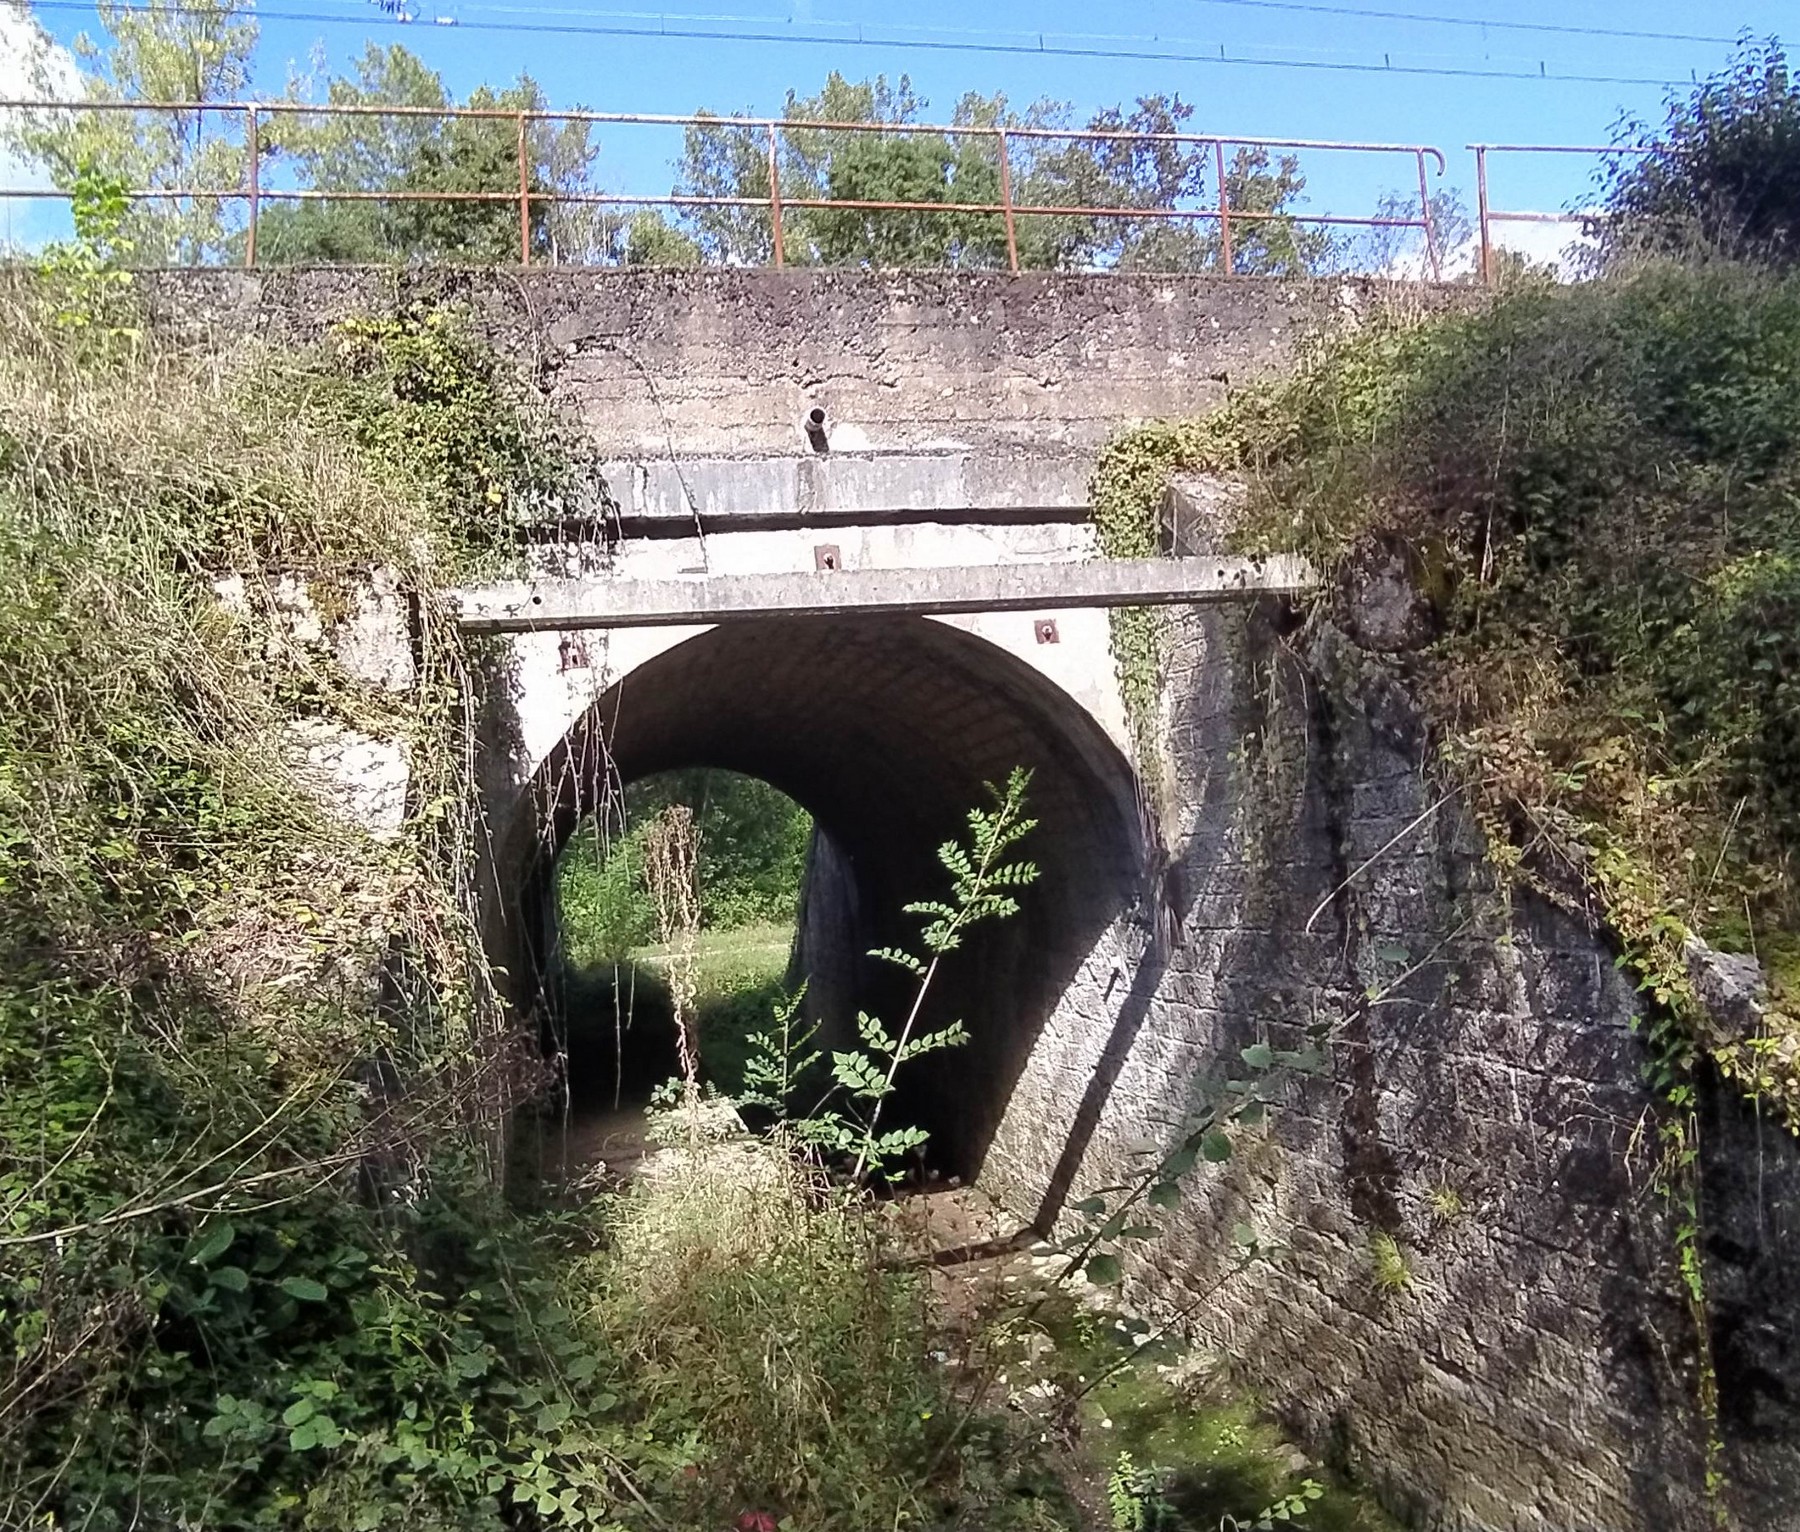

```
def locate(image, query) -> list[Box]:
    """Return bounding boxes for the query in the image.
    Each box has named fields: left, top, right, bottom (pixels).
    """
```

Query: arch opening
left=549, top=769, right=812, bottom=1139
left=507, top=615, right=1148, bottom=1184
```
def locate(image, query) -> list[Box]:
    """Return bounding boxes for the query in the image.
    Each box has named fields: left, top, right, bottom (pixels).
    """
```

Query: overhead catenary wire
left=21, top=0, right=1701, bottom=89
left=1188, top=0, right=1739, bottom=48
left=382, top=1, right=1606, bottom=73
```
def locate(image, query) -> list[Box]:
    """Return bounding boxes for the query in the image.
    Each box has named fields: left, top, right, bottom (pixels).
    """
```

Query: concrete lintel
left=595, top=452, right=1092, bottom=528
left=449, top=554, right=1315, bottom=633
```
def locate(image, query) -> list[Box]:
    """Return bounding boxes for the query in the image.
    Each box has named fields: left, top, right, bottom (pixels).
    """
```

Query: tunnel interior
left=515, top=614, right=1147, bottom=1180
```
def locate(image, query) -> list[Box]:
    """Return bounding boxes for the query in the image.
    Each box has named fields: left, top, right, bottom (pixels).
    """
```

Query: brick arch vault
left=493, top=612, right=1156, bottom=1194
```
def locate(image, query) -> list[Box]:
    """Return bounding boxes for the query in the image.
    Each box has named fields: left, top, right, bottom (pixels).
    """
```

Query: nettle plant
left=738, top=768, right=1039, bottom=1180
left=34, top=159, right=140, bottom=347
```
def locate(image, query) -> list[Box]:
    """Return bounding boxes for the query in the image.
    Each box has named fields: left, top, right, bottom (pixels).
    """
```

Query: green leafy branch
left=733, top=769, right=1038, bottom=1181
left=849, top=767, right=1038, bottom=1179
left=34, top=159, right=140, bottom=348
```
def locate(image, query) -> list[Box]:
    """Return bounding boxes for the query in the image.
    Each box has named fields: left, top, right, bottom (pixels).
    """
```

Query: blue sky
left=6, top=0, right=1797, bottom=263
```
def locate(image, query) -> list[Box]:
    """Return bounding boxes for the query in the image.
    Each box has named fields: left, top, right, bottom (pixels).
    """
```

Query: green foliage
left=736, top=982, right=822, bottom=1116
left=673, top=73, right=1333, bottom=273
left=997, top=1292, right=1390, bottom=1532
left=580, top=1143, right=1003, bottom=1529
left=267, top=304, right=565, bottom=572
left=1366, top=1233, right=1411, bottom=1297
left=1425, top=1183, right=1465, bottom=1223
left=1242, top=1479, right=1329, bottom=1529
left=2, top=0, right=257, bottom=262
left=32, top=160, right=139, bottom=345
left=1053, top=1034, right=1321, bottom=1299
left=1598, top=38, right=1800, bottom=270
left=255, top=45, right=607, bottom=266
left=1106, top=260, right=1800, bottom=1511
left=1091, top=423, right=1192, bottom=775
left=1107, top=1450, right=1176, bottom=1531
left=737, top=769, right=1038, bottom=1179
left=1104, top=266, right=1800, bottom=1124
left=557, top=770, right=812, bottom=968
left=558, top=823, right=658, bottom=962
left=621, top=209, right=704, bottom=267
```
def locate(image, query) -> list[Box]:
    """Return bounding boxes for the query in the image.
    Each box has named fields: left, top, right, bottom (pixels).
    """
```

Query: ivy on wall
left=1091, top=265, right=1800, bottom=1512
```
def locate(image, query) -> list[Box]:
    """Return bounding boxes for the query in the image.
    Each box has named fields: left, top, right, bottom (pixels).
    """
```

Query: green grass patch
left=1019, top=1296, right=1397, bottom=1532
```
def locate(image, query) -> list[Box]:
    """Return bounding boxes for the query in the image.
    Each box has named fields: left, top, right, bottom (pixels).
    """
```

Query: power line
left=448, top=2, right=1562, bottom=72
left=1189, top=0, right=1738, bottom=47
left=23, top=0, right=1698, bottom=88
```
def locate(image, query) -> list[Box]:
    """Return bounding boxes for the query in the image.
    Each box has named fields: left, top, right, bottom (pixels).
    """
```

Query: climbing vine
left=1091, top=416, right=1242, bottom=787
left=0, top=229, right=629, bottom=1525
left=1092, top=266, right=1800, bottom=1513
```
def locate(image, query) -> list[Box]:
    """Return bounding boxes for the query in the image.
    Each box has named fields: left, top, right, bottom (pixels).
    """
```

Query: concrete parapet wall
left=139, top=268, right=1470, bottom=460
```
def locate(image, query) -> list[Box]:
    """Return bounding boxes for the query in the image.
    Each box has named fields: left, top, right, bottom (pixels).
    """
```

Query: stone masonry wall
left=979, top=591, right=1800, bottom=1530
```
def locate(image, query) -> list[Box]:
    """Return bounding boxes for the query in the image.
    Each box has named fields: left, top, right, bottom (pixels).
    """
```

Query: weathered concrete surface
left=595, top=450, right=1092, bottom=529
left=140, top=268, right=1467, bottom=459
left=448, top=553, right=1315, bottom=631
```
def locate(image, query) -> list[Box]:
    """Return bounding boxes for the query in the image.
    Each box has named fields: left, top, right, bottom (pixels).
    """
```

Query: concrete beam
left=448, top=554, right=1315, bottom=633
left=587, top=451, right=1092, bottom=531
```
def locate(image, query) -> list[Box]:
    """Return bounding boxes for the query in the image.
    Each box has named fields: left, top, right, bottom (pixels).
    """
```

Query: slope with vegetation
left=1091, top=39, right=1800, bottom=1505
left=0, top=184, right=605, bottom=1523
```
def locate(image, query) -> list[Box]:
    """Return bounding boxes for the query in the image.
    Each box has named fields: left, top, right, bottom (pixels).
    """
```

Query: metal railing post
left=1214, top=139, right=1233, bottom=274
left=516, top=112, right=531, bottom=266
left=1416, top=148, right=1441, bottom=281
left=996, top=127, right=1020, bottom=273
left=0, top=99, right=1473, bottom=277
left=1475, top=145, right=1492, bottom=285
left=767, top=122, right=785, bottom=268
left=244, top=104, right=259, bottom=269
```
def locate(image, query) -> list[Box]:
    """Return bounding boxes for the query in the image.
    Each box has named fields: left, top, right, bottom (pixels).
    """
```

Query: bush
left=1597, top=38, right=1800, bottom=270
left=1097, top=262, right=1800, bottom=1122
left=557, top=771, right=812, bottom=967
left=581, top=1145, right=947, bottom=1528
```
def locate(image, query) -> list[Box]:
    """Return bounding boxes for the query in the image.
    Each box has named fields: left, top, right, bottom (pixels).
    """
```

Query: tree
left=622, top=210, right=702, bottom=267
left=1210, top=146, right=1337, bottom=275
left=1349, top=185, right=1472, bottom=279
left=1596, top=37, right=1800, bottom=269
left=1013, top=93, right=1211, bottom=270
left=256, top=45, right=604, bottom=266
left=3, top=0, right=257, bottom=263
left=668, top=74, right=1334, bottom=274
left=672, top=73, right=1013, bottom=268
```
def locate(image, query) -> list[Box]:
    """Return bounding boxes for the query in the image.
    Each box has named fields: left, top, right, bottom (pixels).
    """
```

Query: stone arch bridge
left=154, top=267, right=1797, bottom=1532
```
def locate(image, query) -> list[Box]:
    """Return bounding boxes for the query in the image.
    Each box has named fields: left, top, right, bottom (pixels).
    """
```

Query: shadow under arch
left=509, top=614, right=1150, bottom=1181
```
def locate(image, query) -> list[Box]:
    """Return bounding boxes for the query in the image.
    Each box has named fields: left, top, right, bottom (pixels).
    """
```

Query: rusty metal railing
left=1470, top=142, right=1652, bottom=281
left=0, top=98, right=1453, bottom=275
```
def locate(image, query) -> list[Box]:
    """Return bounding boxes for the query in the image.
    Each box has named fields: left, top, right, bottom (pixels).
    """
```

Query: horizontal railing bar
left=1467, top=142, right=1651, bottom=154
left=1484, top=209, right=1602, bottom=224
left=0, top=186, right=1430, bottom=229
left=0, top=98, right=1444, bottom=164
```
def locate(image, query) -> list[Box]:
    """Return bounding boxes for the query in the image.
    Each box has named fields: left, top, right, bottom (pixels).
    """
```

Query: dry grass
left=584, top=1144, right=945, bottom=1526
